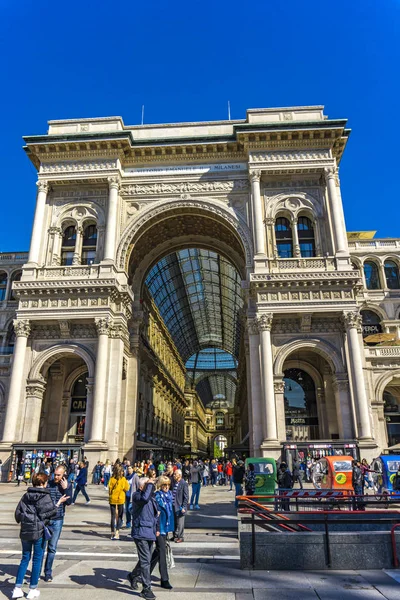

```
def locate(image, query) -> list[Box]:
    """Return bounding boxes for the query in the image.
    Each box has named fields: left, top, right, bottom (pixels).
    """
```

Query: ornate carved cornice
left=256, top=313, right=273, bottom=331
left=13, top=319, right=31, bottom=337
left=41, top=159, right=119, bottom=174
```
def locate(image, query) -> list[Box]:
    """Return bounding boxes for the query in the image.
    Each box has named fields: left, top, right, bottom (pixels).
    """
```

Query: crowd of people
left=10, top=454, right=388, bottom=599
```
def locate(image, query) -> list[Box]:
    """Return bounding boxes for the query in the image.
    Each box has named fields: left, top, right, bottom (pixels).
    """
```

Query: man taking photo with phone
left=43, top=465, right=73, bottom=582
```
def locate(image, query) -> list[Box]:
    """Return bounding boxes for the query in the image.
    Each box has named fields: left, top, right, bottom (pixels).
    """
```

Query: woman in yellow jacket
left=108, top=465, right=129, bottom=540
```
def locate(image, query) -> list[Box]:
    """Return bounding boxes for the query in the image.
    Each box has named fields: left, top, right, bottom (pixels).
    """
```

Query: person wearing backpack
left=12, top=472, right=68, bottom=599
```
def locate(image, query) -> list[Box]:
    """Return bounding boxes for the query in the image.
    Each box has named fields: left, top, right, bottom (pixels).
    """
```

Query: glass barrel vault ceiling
left=145, top=249, right=243, bottom=407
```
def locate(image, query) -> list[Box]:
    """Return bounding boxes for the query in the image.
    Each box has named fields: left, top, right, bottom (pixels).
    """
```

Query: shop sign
left=71, top=399, right=87, bottom=413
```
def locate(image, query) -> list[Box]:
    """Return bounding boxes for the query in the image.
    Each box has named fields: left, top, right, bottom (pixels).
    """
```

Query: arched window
left=384, top=260, right=400, bottom=289
left=364, top=261, right=381, bottom=290
left=215, top=411, right=225, bottom=427
left=61, top=225, right=77, bottom=266
left=284, top=368, right=319, bottom=440
left=9, top=271, right=22, bottom=301
left=0, top=272, right=7, bottom=301
left=69, top=372, right=88, bottom=439
left=275, top=217, right=293, bottom=258
left=297, top=216, right=315, bottom=258
left=82, top=224, right=97, bottom=265
left=361, top=310, right=382, bottom=341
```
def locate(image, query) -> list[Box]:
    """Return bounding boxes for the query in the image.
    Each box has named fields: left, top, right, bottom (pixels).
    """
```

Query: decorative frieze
left=120, top=179, right=249, bottom=196
left=41, top=159, right=118, bottom=173
left=250, top=150, right=331, bottom=164
left=258, top=289, right=354, bottom=304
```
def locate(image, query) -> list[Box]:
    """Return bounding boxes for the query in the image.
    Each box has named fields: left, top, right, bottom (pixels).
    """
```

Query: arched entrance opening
left=284, top=368, right=319, bottom=441
left=383, top=375, right=400, bottom=447
left=214, top=435, right=228, bottom=455
left=126, top=206, right=249, bottom=460
left=25, top=345, right=95, bottom=445
left=278, top=347, right=345, bottom=443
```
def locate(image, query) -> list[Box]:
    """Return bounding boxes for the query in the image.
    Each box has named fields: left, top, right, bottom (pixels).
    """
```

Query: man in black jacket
left=233, top=460, right=246, bottom=508
left=352, top=460, right=365, bottom=511
left=127, top=478, right=158, bottom=600
left=42, top=465, right=73, bottom=582
left=171, top=469, right=188, bottom=543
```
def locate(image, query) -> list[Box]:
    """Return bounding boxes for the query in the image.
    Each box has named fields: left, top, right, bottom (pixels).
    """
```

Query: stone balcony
left=349, top=239, right=400, bottom=254
left=365, top=346, right=400, bottom=359
left=267, top=256, right=337, bottom=273
left=0, top=252, right=28, bottom=265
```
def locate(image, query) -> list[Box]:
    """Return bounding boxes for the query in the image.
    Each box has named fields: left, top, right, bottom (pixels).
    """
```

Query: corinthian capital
left=95, top=317, right=112, bottom=336
left=249, top=169, right=261, bottom=183
left=13, top=319, right=31, bottom=338
left=256, top=312, right=273, bottom=331
left=107, top=176, right=120, bottom=191
left=324, top=167, right=336, bottom=181
left=36, top=180, right=49, bottom=194
left=343, top=310, right=362, bottom=332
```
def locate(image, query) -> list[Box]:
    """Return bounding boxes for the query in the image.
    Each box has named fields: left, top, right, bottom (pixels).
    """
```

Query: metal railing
left=238, top=494, right=400, bottom=568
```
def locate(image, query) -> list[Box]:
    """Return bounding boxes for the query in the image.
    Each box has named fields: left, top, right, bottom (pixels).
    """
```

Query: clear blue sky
left=1, top=0, right=399, bottom=251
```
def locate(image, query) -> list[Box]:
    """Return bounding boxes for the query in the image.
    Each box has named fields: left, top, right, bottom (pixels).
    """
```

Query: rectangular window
left=61, top=251, right=74, bottom=266
left=299, top=242, right=315, bottom=258
left=277, top=242, right=293, bottom=258
left=82, top=249, right=96, bottom=265
left=0, top=288, right=6, bottom=301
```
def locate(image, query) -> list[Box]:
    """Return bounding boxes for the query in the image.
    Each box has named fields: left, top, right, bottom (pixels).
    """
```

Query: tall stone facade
left=0, top=105, right=399, bottom=473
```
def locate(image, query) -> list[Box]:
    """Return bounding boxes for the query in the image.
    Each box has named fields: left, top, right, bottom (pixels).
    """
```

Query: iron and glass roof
left=145, top=249, right=243, bottom=407
left=145, top=249, right=243, bottom=362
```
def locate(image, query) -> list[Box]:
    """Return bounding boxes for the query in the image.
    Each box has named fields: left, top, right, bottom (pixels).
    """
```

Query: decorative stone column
left=28, top=180, right=49, bottom=265
left=312, top=217, right=322, bottom=256
left=292, top=217, right=301, bottom=257
left=103, top=177, right=120, bottom=262
left=324, top=168, right=349, bottom=256
left=256, top=313, right=278, bottom=443
left=72, top=226, right=83, bottom=265
left=247, top=320, right=263, bottom=455
left=88, top=318, right=112, bottom=442
left=343, top=311, right=372, bottom=440
left=332, top=375, right=354, bottom=439
left=23, top=378, right=46, bottom=442
left=84, top=378, right=94, bottom=443
left=250, top=170, right=265, bottom=256
left=273, top=378, right=286, bottom=441
left=49, top=227, right=62, bottom=266
left=1, top=319, right=31, bottom=443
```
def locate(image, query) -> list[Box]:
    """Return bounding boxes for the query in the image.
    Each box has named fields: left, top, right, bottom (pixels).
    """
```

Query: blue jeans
left=190, top=482, right=201, bottom=506
left=44, top=518, right=64, bottom=577
left=72, top=484, right=90, bottom=503
left=234, top=482, right=243, bottom=508
left=211, top=472, right=217, bottom=486
left=16, top=537, right=45, bottom=588
left=104, top=473, right=110, bottom=489
left=203, top=476, right=208, bottom=486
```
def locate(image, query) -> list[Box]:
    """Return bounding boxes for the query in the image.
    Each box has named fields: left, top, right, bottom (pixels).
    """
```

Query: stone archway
left=117, top=197, right=254, bottom=276
left=274, top=342, right=353, bottom=442
left=23, top=344, right=95, bottom=443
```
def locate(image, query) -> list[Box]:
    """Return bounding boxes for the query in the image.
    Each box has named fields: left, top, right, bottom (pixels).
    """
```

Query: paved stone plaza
left=0, top=484, right=400, bottom=599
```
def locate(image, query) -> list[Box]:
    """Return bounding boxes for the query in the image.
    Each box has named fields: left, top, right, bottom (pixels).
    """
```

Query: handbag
left=42, top=523, right=53, bottom=541
left=165, top=539, right=175, bottom=569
